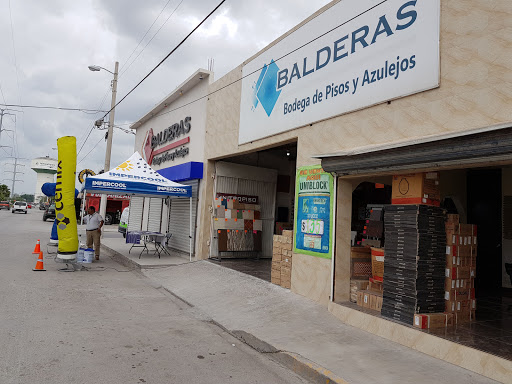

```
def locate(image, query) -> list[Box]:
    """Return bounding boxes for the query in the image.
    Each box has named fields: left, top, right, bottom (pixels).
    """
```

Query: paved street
left=0, top=209, right=311, bottom=384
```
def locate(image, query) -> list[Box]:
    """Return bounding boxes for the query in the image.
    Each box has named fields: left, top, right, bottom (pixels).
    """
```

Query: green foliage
left=0, top=184, right=10, bottom=200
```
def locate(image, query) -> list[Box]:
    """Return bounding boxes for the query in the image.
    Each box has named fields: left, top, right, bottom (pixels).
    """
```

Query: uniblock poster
left=294, top=165, right=334, bottom=258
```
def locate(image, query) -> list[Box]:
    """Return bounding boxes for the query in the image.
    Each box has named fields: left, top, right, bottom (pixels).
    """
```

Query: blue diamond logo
left=252, top=60, right=281, bottom=117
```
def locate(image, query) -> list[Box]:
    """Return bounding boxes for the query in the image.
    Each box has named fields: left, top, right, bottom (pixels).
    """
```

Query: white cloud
left=0, top=0, right=331, bottom=196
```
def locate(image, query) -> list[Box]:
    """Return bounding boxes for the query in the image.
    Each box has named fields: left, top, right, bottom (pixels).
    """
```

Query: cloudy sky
left=0, top=0, right=331, bottom=196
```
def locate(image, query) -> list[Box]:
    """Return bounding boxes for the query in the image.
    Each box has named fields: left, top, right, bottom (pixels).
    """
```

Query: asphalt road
left=0, top=208, right=311, bottom=384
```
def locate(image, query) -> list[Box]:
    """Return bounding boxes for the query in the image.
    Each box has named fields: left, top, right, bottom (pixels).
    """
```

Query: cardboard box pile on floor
left=444, top=214, right=477, bottom=324
left=271, top=230, right=293, bottom=289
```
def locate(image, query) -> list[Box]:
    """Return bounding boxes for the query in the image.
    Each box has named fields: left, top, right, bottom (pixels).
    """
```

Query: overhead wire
left=119, top=0, right=185, bottom=79
left=0, top=103, right=107, bottom=113
left=99, top=0, right=226, bottom=123
left=125, top=0, right=389, bottom=127
left=78, top=0, right=225, bottom=157
left=77, top=135, right=104, bottom=166
left=119, top=0, right=174, bottom=78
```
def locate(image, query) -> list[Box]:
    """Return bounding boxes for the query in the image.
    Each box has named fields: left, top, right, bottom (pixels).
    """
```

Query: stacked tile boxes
left=350, top=247, right=372, bottom=303
left=271, top=230, right=293, bottom=288
left=382, top=205, right=447, bottom=325
left=213, top=197, right=263, bottom=252
left=445, top=214, right=477, bottom=323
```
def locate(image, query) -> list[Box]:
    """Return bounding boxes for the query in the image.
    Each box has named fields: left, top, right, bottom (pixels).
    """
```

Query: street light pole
left=98, top=61, right=119, bottom=228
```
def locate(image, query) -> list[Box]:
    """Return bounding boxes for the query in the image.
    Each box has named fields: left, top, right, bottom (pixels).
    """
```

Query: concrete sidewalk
left=139, top=261, right=500, bottom=384
left=100, top=229, right=194, bottom=269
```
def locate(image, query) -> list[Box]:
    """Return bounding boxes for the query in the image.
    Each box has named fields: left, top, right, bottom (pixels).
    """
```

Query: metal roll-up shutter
left=167, top=180, right=199, bottom=254
left=147, top=198, right=163, bottom=232
left=127, top=196, right=144, bottom=232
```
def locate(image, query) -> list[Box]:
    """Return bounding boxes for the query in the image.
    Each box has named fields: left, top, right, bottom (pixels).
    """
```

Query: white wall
left=133, top=75, right=210, bottom=169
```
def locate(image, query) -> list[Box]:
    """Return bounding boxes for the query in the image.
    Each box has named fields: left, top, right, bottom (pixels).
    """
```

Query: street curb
left=228, top=330, right=349, bottom=384
left=100, top=244, right=178, bottom=270
left=103, top=248, right=350, bottom=383
left=101, top=243, right=141, bottom=271
left=271, top=352, right=349, bottom=384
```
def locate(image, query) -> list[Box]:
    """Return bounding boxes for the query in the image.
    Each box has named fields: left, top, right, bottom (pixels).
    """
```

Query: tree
left=20, top=194, right=35, bottom=202
left=0, top=184, right=10, bottom=200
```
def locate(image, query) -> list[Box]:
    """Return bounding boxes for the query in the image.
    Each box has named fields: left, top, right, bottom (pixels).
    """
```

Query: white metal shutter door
left=127, top=196, right=144, bottom=232
left=167, top=180, right=198, bottom=254
left=147, top=198, right=163, bottom=232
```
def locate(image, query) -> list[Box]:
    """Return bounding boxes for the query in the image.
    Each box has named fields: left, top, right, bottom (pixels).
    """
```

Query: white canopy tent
left=82, top=152, right=194, bottom=260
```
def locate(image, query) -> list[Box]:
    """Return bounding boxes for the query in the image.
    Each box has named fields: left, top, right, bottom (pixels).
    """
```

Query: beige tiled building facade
left=193, top=1, right=512, bottom=380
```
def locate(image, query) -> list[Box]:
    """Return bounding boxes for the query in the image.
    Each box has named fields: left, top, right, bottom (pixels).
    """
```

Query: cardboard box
left=391, top=172, right=440, bottom=205
left=445, top=288, right=469, bottom=301
left=454, top=311, right=471, bottom=324
left=446, top=266, right=470, bottom=279
left=413, top=313, right=454, bottom=329
left=272, top=261, right=281, bottom=270
left=368, top=278, right=383, bottom=294
left=446, top=214, right=460, bottom=223
left=376, top=295, right=383, bottom=312
left=363, top=291, right=371, bottom=308
left=446, top=232, right=459, bottom=245
left=445, top=300, right=456, bottom=313
left=456, top=300, right=471, bottom=312
left=281, top=280, right=291, bottom=289
left=350, top=280, right=369, bottom=303
left=357, top=290, right=364, bottom=307
left=370, top=293, right=383, bottom=311
left=445, top=278, right=459, bottom=291
left=282, top=230, right=293, bottom=238
left=371, top=248, right=385, bottom=279
left=445, top=254, right=459, bottom=268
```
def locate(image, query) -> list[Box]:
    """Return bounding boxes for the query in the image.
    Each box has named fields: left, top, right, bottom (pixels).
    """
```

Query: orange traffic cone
left=32, top=240, right=41, bottom=254
left=33, top=251, right=46, bottom=271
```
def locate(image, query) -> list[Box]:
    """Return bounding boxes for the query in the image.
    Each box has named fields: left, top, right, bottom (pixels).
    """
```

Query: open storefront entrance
left=208, top=143, right=297, bottom=281
left=318, top=126, right=512, bottom=374
left=335, top=168, right=511, bottom=360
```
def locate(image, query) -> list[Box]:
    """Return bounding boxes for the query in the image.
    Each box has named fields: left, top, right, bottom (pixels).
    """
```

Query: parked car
left=118, top=207, right=129, bottom=238
left=27, top=203, right=32, bottom=209
left=43, top=204, right=56, bottom=221
left=0, top=201, right=9, bottom=210
left=12, top=201, right=28, bottom=214
left=39, top=202, right=47, bottom=210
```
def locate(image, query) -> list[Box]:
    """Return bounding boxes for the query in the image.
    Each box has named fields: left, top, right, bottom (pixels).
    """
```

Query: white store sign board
left=239, top=0, right=441, bottom=144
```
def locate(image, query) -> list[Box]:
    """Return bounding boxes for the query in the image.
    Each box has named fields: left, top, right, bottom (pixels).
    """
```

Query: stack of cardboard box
left=357, top=280, right=383, bottom=312
left=271, top=230, right=293, bottom=289
left=381, top=205, right=447, bottom=325
left=444, top=214, right=477, bottom=324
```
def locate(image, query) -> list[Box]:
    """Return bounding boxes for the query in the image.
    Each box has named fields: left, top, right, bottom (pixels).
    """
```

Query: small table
left=127, top=231, right=170, bottom=258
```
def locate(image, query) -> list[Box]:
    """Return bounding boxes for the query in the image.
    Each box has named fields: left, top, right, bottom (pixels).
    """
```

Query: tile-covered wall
left=198, top=0, right=512, bottom=304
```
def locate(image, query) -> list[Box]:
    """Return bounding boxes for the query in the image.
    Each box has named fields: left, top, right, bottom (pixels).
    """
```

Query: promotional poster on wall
left=294, top=165, right=334, bottom=258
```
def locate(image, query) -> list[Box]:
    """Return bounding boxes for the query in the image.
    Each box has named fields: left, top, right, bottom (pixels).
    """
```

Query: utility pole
left=88, top=61, right=119, bottom=227
left=3, top=156, right=25, bottom=198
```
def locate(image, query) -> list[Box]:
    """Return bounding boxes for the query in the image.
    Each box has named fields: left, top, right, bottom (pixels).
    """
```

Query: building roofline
left=130, top=69, right=213, bottom=130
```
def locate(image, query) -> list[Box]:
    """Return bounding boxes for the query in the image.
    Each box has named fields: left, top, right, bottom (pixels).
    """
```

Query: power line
left=101, top=0, right=226, bottom=123
left=126, top=0, right=389, bottom=127
left=0, top=103, right=107, bottom=113
left=77, top=135, right=104, bottom=166
left=119, top=0, right=174, bottom=78
left=79, top=0, right=224, bottom=157
left=120, top=0, right=185, bottom=79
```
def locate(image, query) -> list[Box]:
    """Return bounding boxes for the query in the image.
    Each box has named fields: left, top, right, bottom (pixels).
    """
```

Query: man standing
left=84, top=206, right=104, bottom=261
